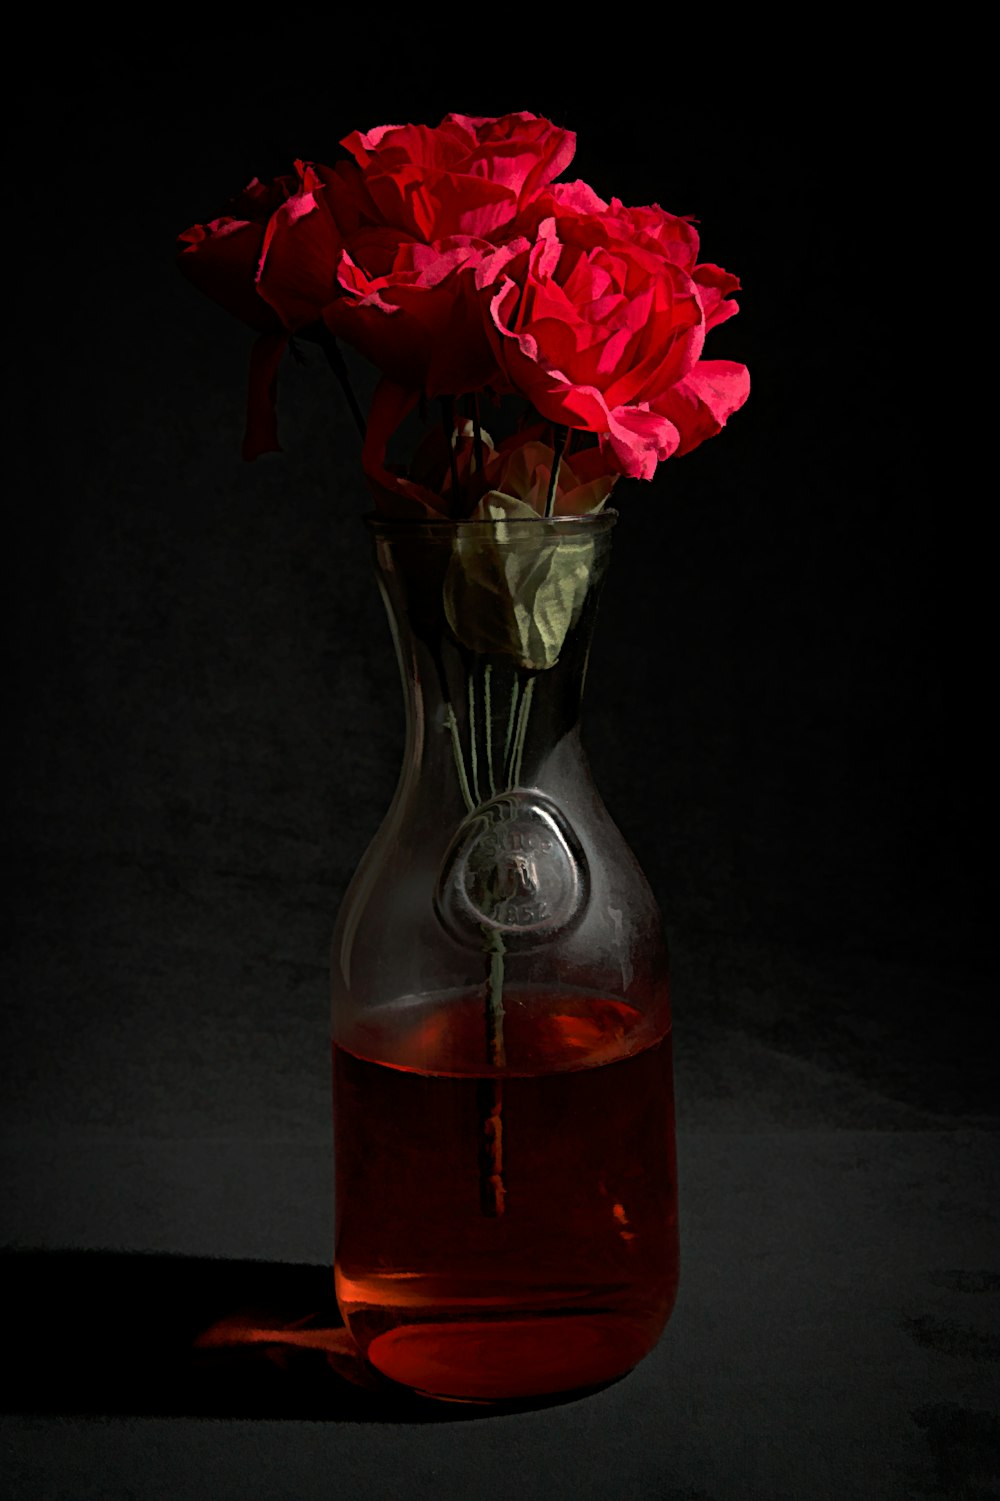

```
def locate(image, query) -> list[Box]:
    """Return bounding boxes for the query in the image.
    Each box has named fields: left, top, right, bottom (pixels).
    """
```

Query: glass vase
left=330, top=510, right=678, bottom=1404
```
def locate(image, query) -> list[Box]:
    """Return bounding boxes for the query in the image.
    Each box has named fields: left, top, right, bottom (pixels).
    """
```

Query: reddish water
left=332, top=991, right=678, bottom=1402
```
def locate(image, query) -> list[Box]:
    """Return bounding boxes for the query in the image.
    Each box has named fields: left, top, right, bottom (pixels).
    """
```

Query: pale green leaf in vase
left=444, top=493, right=597, bottom=670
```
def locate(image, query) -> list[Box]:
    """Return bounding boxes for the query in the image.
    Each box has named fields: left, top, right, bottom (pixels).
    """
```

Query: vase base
left=360, top=1311, right=660, bottom=1404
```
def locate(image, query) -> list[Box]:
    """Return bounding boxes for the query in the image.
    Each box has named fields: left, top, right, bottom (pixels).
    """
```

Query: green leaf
left=444, top=495, right=597, bottom=670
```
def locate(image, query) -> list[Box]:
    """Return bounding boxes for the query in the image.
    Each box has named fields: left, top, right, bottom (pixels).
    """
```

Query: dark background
left=3, top=49, right=996, bottom=1501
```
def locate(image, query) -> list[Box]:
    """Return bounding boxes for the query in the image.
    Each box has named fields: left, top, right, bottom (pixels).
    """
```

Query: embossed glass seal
left=435, top=789, right=589, bottom=946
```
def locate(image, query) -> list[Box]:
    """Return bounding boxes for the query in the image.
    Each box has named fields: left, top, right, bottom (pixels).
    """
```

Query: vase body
left=330, top=512, right=678, bottom=1404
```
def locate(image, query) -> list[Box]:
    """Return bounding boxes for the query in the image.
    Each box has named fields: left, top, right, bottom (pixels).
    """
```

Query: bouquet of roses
left=176, top=111, right=749, bottom=528
left=178, top=114, right=749, bottom=1225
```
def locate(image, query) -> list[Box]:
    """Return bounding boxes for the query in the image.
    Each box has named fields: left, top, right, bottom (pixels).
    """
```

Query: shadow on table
left=2, top=1248, right=620, bottom=1422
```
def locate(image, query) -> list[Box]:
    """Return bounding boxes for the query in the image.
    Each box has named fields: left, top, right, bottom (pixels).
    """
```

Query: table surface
left=3, top=862, right=997, bottom=1501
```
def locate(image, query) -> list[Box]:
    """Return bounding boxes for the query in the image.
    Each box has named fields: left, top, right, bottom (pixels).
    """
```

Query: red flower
left=478, top=208, right=748, bottom=478
left=323, top=232, right=500, bottom=397
left=253, top=161, right=349, bottom=331
left=315, top=114, right=578, bottom=400
left=177, top=113, right=749, bottom=485
left=571, top=198, right=743, bottom=338
left=478, top=217, right=697, bottom=478
left=339, top=112, right=576, bottom=242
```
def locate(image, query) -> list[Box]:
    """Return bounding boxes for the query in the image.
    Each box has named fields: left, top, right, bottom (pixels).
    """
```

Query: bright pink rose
left=478, top=209, right=748, bottom=478
left=478, top=216, right=701, bottom=478
left=323, top=231, right=500, bottom=397
left=339, top=112, right=576, bottom=242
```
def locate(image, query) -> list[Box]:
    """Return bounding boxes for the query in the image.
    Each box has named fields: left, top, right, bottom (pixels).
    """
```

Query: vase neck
left=370, top=518, right=615, bottom=814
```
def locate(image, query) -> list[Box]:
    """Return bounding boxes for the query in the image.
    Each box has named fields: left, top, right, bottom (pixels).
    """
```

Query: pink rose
left=478, top=208, right=748, bottom=478
left=478, top=215, right=699, bottom=478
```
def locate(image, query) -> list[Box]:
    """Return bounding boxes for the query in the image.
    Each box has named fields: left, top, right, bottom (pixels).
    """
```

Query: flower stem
left=477, top=924, right=507, bottom=1217
left=441, top=397, right=461, bottom=505
left=476, top=1078, right=506, bottom=1217
left=506, top=673, right=536, bottom=787
left=503, top=673, right=522, bottom=774
left=445, top=703, right=475, bottom=814
left=484, top=662, right=496, bottom=797
left=315, top=326, right=367, bottom=441
left=544, top=424, right=569, bottom=517
left=484, top=927, right=507, bottom=1068
left=468, top=393, right=486, bottom=479
left=437, top=649, right=508, bottom=1217
left=467, top=668, right=481, bottom=805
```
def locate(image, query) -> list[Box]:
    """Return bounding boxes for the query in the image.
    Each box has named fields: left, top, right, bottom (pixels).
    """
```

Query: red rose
left=477, top=215, right=699, bottom=478
left=570, top=198, right=742, bottom=335
left=338, top=112, right=576, bottom=242
left=253, top=161, right=349, bottom=331
left=323, top=231, right=500, bottom=397
left=478, top=208, right=748, bottom=478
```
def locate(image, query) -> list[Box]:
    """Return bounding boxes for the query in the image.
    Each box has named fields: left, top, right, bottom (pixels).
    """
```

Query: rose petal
left=650, top=360, right=750, bottom=456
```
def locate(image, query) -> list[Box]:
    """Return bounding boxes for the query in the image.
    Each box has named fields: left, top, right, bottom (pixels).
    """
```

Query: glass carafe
left=331, top=511, right=678, bottom=1404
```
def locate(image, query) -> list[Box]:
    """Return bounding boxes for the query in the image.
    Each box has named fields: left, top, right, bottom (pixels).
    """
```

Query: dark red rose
left=323, top=232, right=500, bottom=397
left=176, top=175, right=296, bottom=332
left=253, top=161, right=349, bottom=331
left=177, top=162, right=359, bottom=458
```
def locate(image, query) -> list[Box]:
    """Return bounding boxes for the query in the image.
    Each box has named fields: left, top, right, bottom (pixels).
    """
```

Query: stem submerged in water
left=478, top=927, right=507, bottom=1217
left=443, top=658, right=540, bottom=1218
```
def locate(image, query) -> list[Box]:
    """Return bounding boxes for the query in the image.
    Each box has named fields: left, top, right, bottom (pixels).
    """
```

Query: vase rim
left=365, top=508, right=618, bottom=538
